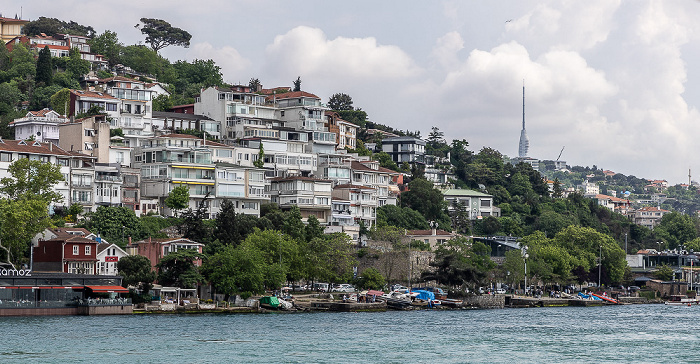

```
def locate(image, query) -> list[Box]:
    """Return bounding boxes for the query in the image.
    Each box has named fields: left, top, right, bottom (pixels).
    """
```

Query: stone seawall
left=463, top=295, right=505, bottom=309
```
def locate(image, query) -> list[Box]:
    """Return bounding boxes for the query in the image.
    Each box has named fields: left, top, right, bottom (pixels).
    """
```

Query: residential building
left=93, top=76, right=156, bottom=147
left=325, top=198, right=360, bottom=242
left=0, top=139, right=72, bottom=211
left=589, top=194, right=632, bottom=214
left=332, top=184, right=377, bottom=227
left=195, top=86, right=277, bottom=141
left=67, top=152, right=97, bottom=213
left=96, top=243, right=129, bottom=276
left=120, top=167, right=142, bottom=215
left=268, top=176, right=332, bottom=223
left=350, top=160, right=399, bottom=206
left=10, top=109, right=68, bottom=145
left=381, top=136, right=426, bottom=164
left=404, top=227, right=458, bottom=250
left=94, top=163, right=122, bottom=208
left=58, top=114, right=111, bottom=163
left=136, top=133, right=214, bottom=216
left=442, top=188, right=500, bottom=219
left=211, top=162, right=268, bottom=217
left=152, top=111, right=219, bottom=139
left=577, top=179, right=599, bottom=196
left=0, top=16, right=28, bottom=43
left=68, top=89, right=120, bottom=120
left=33, top=235, right=99, bottom=274
left=628, top=206, right=671, bottom=230
left=128, top=237, right=204, bottom=270
left=325, top=111, right=358, bottom=150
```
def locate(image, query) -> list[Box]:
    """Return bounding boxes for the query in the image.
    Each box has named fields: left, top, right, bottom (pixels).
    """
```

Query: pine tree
left=35, top=46, right=53, bottom=86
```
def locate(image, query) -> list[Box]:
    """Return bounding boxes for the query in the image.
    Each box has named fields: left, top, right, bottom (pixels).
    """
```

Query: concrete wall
left=463, top=295, right=505, bottom=309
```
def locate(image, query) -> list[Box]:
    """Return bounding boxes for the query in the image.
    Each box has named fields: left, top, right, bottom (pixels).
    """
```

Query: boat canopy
left=413, top=290, right=435, bottom=301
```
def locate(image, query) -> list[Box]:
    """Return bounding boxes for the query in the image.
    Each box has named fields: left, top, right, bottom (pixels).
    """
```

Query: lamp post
left=598, top=245, right=602, bottom=288
left=122, top=225, right=125, bottom=246
left=521, top=245, right=529, bottom=295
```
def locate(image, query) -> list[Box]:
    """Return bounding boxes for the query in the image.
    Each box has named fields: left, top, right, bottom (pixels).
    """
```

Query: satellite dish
left=36, top=131, right=41, bottom=136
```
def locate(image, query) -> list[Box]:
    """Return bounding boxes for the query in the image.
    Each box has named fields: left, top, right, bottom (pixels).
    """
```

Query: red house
left=33, top=236, right=100, bottom=274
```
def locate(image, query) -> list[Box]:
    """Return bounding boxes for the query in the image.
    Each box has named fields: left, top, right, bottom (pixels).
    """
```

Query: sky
left=5, top=0, right=700, bottom=185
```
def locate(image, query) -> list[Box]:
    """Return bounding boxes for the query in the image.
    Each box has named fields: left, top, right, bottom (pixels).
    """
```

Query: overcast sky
left=6, top=1, right=700, bottom=185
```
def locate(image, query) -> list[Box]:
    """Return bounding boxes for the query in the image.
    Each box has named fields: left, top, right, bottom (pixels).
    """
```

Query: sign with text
left=0, top=268, right=31, bottom=276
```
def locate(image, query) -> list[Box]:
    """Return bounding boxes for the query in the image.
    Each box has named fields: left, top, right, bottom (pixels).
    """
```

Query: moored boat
left=664, top=295, right=700, bottom=306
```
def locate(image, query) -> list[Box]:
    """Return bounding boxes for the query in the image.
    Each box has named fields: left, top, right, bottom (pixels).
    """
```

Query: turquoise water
left=1, top=305, right=698, bottom=363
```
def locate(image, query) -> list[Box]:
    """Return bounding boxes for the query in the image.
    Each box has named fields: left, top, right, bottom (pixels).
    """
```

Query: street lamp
left=598, top=245, right=602, bottom=288
left=521, top=245, right=529, bottom=295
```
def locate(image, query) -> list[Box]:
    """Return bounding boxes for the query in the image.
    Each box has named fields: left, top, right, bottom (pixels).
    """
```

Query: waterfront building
left=128, top=237, right=204, bottom=270
left=33, top=233, right=100, bottom=274
left=10, top=109, right=68, bottom=145
left=96, top=243, right=129, bottom=276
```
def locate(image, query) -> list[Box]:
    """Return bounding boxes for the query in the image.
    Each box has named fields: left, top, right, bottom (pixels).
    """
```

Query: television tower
left=518, top=82, right=529, bottom=158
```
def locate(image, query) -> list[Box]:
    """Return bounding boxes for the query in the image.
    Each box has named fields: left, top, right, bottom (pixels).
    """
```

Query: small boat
left=665, top=295, right=700, bottom=306
left=259, top=296, right=280, bottom=309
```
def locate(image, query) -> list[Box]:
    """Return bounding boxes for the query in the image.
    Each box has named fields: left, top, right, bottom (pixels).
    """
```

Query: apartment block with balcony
left=627, top=206, right=670, bottom=230
left=68, top=153, right=97, bottom=213
left=381, top=136, right=426, bottom=164
left=268, top=176, right=332, bottom=223
left=94, top=163, right=122, bottom=208
left=68, top=89, right=120, bottom=120
left=325, top=198, right=361, bottom=243
left=272, top=91, right=328, bottom=132
left=152, top=111, right=219, bottom=139
left=10, top=109, right=68, bottom=145
left=317, top=153, right=353, bottom=185
left=332, top=184, right=378, bottom=227
left=325, top=111, right=358, bottom=150
left=350, top=160, right=399, bottom=206
left=195, top=86, right=277, bottom=142
left=212, top=162, right=268, bottom=217
left=136, top=134, right=214, bottom=217
left=120, top=167, right=142, bottom=215
left=442, top=188, right=500, bottom=219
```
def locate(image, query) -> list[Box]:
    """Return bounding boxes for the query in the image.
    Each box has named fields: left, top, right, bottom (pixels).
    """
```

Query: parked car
left=332, top=284, right=355, bottom=293
left=313, top=283, right=329, bottom=291
left=291, top=284, right=307, bottom=292
left=495, top=288, right=506, bottom=294
left=629, top=286, right=641, bottom=292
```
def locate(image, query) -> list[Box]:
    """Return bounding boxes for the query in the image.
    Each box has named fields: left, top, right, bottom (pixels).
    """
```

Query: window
left=85, top=245, right=91, bottom=255
left=480, top=199, right=491, bottom=207
left=73, top=245, right=79, bottom=255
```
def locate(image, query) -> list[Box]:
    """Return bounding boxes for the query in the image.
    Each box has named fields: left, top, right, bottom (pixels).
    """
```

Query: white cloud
left=263, top=26, right=421, bottom=82
left=185, top=42, right=251, bottom=83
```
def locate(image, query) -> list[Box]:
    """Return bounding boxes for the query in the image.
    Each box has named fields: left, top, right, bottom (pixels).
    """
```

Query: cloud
left=263, top=26, right=421, bottom=82
left=430, top=31, right=465, bottom=70
left=185, top=42, right=251, bottom=83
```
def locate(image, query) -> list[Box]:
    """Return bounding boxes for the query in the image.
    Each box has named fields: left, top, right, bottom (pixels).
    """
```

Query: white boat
left=664, top=295, right=700, bottom=306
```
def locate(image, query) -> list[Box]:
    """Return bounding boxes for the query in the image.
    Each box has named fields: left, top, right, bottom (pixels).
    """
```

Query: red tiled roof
left=267, top=91, right=320, bottom=101
left=70, top=89, right=116, bottom=100
left=97, top=76, right=143, bottom=83
left=259, top=87, right=292, bottom=95
left=636, top=206, right=670, bottom=213
left=0, top=139, right=71, bottom=156
left=0, top=17, right=29, bottom=23
left=350, top=161, right=397, bottom=174
left=27, top=108, right=56, bottom=117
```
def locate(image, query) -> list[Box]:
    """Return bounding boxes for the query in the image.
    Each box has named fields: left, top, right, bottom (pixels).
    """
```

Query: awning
left=86, top=285, right=129, bottom=293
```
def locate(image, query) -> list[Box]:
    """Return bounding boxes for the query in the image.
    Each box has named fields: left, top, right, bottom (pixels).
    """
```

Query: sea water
left=1, top=304, right=698, bottom=363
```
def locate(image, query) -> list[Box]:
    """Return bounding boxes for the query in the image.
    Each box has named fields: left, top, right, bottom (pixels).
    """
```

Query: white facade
left=96, top=243, right=129, bottom=276
left=11, top=109, right=67, bottom=145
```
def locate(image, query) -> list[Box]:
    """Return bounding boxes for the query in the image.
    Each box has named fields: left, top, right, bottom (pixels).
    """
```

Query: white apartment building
left=268, top=176, right=332, bottom=223
left=11, top=109, right=68, bottom=145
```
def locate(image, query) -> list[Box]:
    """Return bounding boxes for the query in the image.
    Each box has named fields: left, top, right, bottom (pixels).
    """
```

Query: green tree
left=373, top=151, right=399, bottom=171
left=165, top=185, right=189, bottom=215
left=293, top=76, right=301, bottom=91
left=654, top=212, right=698, bottom=249
left=305, top=215, right=325, bottom=242
left=50, top=88, right=71, bottom=116
left=356, top=267, right=385, bottom=290
left=35, top=46, right=53, bottom=86
left=283, top=206, right=306, bottom=242
left=253, top=143, right=265, bottom=168
left=139, top=18, right=192, bottom=53
left=89, top=30, right=122, bottom=67
left=0, top=199, right=54, bottom=268
left=655, top=263, right=674, bottom=281
left=65, top=48, right=90, bottom=79
left=421, top=237, right=495, bottom=291
left=376, top=204, right=429, bottom=230
left=0, top=158, right=64, bottom=204
left=152, top=94, right=173, bottom=112
left=156, top=249, right=204, bottom=288
left=328, top=93, right=353, bottom=110
left=23, top=17, right=95, bottom=37
left=82, top=206, right=141, bottom=247
left=117, top=255, right=156, bottom=292
left=306, top=233, right=356, bottom=285
left=248, top=78, right=261, bottom=91
left=239, top=229, right=303, bottom=286
left=400, top=178, right=451, bottom=229
left=203, top=244, right=267, bottom=299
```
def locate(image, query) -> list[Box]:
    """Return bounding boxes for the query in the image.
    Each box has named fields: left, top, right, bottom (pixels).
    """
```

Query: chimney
left=128, top=236, right=132, bottom=245
left=432, top=227, right=437, bottom=236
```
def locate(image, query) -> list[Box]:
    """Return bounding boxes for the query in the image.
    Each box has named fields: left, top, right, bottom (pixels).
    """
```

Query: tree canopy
left=139, top=18, right=192, bottom=52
